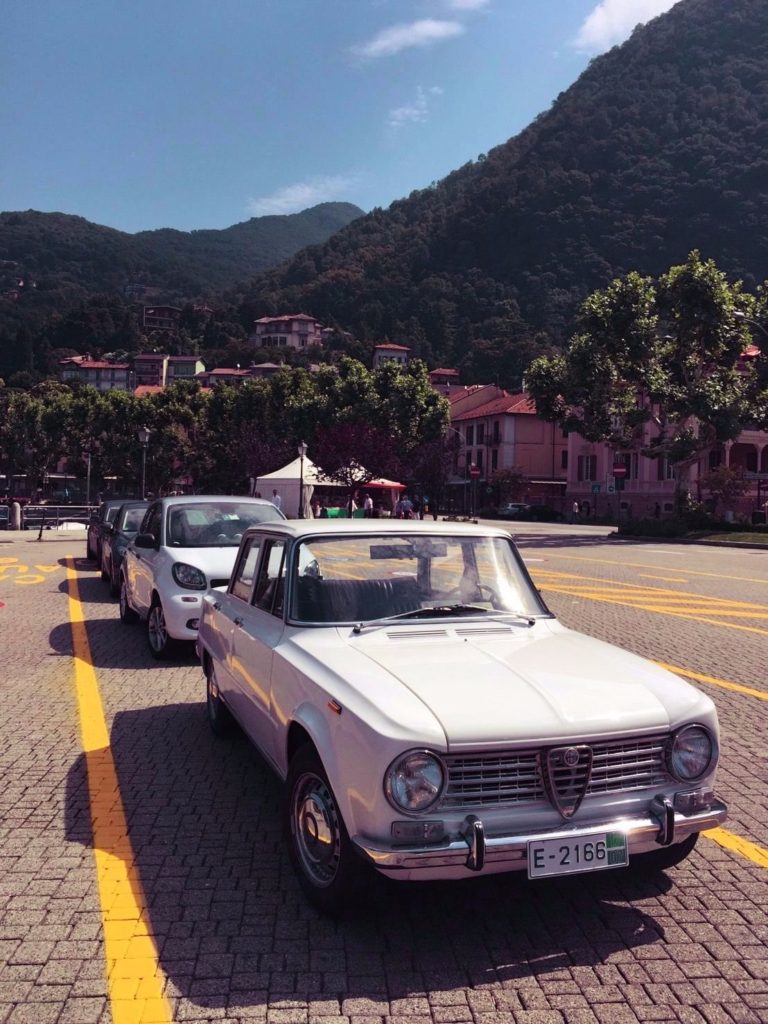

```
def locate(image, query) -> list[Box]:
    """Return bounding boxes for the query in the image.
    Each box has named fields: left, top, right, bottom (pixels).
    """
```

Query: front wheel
left=119, top=577, right=138, bottom=623
left=285, top=746, right=366, bottom=915
left=205, top=661, right=234, bottom=736
left=147, top=599, right=176, bottom=660
left=631, top=832, right=699, bottom=874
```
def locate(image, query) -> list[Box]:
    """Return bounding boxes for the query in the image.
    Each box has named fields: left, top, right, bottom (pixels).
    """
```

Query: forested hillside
left=234, top=0, right=768, bottom=378
left=0, top=202, right=362, bottom=335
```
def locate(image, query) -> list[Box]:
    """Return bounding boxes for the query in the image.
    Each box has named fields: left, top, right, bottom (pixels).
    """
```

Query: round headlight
left=385, top=750, right=446, bottom=813
left=667, top=725, right=715, bottom=782
left=172, top=562, right=207, bottom=590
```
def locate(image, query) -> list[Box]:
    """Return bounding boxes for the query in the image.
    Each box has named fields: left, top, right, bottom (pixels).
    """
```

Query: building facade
left=250, top=314, right=324, bottom=350
left=58, top=356, right=132, bottom=392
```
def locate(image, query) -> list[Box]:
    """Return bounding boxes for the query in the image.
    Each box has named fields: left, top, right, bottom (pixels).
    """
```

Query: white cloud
left=246, top=175, right=357, bottom=216
left=573, top=0, right=682, bottom=53
left=387, top=85, right=443, bottom=131
left=351, top=19, right=464, bottom=59
left=444, top=0, right=490, bottom=9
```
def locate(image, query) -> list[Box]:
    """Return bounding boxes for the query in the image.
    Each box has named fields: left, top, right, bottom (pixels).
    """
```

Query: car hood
left=349, top=622, right=710, bottom=749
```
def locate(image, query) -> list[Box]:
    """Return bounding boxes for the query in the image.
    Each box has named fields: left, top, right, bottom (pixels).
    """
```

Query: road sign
left=612, top=463, right=627, bottom=477
left=469, top=465, right=481, bottom=478
left=607, top=483, right=616, bottom=494
left=591, top=483, right=601, bottom=494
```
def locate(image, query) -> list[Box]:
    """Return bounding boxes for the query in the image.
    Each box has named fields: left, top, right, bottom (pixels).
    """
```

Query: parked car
left=86, top=499, right=126, bottom=562
left=497, top=502, right=531, bottom=518
left=120, top=495, right=285, bottom=658
left=196, top=520, right=726, bottom=914
left=100, top=501, right=149, bottom=597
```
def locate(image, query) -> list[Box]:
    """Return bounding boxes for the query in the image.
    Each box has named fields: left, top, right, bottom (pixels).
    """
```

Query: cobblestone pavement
left=1, top=528, right=767, bottom=1024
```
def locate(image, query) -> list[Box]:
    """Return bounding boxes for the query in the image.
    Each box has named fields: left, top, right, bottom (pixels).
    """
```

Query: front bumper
left=353, top=797, right=727, bottom=880
left=161, top=590, right=204, bottom=641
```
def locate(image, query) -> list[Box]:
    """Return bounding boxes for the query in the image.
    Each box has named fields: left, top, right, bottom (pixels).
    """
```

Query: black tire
left=285, top=745, right=367, bottom=915
left=205, top=659, right=234, bottom=737
left=147, top=598, right=176, bottom=660
left=631, top=832, right=699, bottom=874
left=109, top=561, right=120, bottom=599
left=86, top=536, right=95, bottom=561
left=100, top=556, right=109, bottom=583
left=119, top=576, right=138, bottom=624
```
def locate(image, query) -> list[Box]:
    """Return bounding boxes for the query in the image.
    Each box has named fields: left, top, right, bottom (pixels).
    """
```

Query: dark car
left=100, top=501, right=150, bottom=597
left=86, top=499, right=129, bottom=563
left=523, top=504, right=565, bottom=522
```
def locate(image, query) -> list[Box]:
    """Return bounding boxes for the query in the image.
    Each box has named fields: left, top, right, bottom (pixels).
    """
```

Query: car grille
left=442, top=734, right=669, bottom=808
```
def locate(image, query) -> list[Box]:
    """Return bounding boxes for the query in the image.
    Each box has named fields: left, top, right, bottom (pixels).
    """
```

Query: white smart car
left=197, top=520, right=727, bottom=914
left=119, top=495, right=285, bottom=657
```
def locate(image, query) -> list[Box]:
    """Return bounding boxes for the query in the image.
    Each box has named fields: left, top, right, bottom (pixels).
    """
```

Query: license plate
left=528, top=831, right=627, bottom=878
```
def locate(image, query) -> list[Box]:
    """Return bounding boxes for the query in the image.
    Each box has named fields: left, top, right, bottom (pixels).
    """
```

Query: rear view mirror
left=134, top=532, right=157, bottom=549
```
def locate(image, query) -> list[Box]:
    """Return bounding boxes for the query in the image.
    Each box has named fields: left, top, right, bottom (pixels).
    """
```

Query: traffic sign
left=607, top=483, right=616, bottom=494
left=591, top=483, right=601, bottom=494
left=469, top=465, right=481, bottom=478
left=612, top=463, right=627, bottom=477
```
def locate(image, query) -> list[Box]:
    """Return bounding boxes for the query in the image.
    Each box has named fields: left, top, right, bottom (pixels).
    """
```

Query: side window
left=253, top=540, right=286, bottom=616
left=230, top=539, right=262, bottom=602
left=142, top=503, right=162, bottom=539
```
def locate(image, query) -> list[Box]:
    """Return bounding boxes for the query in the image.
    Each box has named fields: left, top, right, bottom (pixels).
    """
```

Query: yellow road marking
left=638, top=574, right=688, bottom=583
left=66, top=558, right=172, bottom=1024
left=653, top=661, right=768, bottom=702
left=705, top=828, right=768, bottom=869
left=546, top=553, right=768, bottom=586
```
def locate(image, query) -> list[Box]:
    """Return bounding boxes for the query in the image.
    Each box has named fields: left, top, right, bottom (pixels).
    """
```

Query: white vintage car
left=197, top=520, right=727, bottom=913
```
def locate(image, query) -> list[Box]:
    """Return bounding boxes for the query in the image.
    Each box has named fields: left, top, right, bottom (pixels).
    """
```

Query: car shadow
left=65, top=701, right=675, bottom=1015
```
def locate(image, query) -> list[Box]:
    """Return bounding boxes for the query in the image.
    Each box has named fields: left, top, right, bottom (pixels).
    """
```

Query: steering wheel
left=436, top=582, right=500, bottom=607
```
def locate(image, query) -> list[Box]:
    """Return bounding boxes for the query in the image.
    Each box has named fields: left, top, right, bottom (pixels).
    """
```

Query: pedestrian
left=271, top=489, right=282, bottom=511
left=571, top=500, right=580, bottom=523
left=363, top=493, right=374, bottom=518
left=401, top=494, right=414, bottom=519
left=654, top=502, right=661, bottom=518
left=311, top=497, right=320, bottom=518
left=412, top=496, right=422, bottom=519
left=394, top=496, right=404, bottom=519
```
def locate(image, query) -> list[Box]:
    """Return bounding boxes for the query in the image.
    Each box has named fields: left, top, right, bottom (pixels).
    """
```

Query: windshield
left=167, top=502, right=282, bottom=547
left=120, top=507, right=146, bottom=533
left=291, top=533, right=548, bottom=624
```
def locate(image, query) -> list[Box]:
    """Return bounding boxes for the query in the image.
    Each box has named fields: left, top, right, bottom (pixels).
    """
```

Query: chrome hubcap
left=148, top=606, right=167, bottom=650
left=292, top=773, right=340, bottom=887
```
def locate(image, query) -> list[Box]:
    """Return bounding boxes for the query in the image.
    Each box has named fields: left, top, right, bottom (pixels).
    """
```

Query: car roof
left=239, top=519, right=512, bottom=541
left=155, top=495, right=277, bottom=507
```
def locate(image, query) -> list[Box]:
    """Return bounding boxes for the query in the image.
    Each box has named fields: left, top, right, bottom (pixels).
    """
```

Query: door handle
left=234, top=616, right=244, bottom=627
left=213, top=601, right=222, bottom=611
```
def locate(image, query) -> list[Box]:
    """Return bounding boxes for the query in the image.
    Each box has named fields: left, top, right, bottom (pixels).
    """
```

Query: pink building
left=449, top=386, right=568, bottom=507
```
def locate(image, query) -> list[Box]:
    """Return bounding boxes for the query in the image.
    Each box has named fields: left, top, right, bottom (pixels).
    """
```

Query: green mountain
left=235, top=0, right=768, bottom=379
left=0, top=202, right=362, bottom=332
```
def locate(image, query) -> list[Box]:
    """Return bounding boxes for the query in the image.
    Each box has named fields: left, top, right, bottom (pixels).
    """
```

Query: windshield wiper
left=351, top=606, right=537, bottom=633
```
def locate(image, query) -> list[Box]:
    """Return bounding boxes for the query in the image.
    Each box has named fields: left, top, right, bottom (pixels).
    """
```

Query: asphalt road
left=2, top=525, right=767, bottom=1024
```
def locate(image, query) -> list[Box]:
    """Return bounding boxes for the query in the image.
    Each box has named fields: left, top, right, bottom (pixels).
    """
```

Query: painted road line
left=705, top=828, right=768, bottom=869
left=654, top=661, right=768, bottom=702
left=66, top=558, right=172, bottom=1024
left=638, top=574, right=688, bottom=583
left=547, top=553, right=768, bottom=585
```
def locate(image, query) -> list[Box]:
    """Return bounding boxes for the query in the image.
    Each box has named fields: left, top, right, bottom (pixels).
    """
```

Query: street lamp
left=84, top=451, right=92, bottom=506
left=733, top=310, right=768, bottom=341
left=137, top=427, right=151, bottom=500
left=297, top=440, right=308, bottom=518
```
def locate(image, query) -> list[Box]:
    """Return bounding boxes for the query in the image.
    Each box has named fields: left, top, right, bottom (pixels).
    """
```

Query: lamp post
left=733, top=310, right=768, bottom=340
left=84, top=451, right=92, bottom=506
left=138, top=427, right=151, bottom=500
left=297, top=440, right=308, bottom=518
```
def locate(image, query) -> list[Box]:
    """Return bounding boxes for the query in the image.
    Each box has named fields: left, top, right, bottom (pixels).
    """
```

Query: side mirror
left=134, top=532, right=157, bottom=549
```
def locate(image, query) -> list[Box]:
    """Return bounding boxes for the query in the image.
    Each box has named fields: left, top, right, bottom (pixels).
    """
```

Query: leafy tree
left=312, top=421, right=405, bottom=510
left=526, top=253, right=758, bottom=507
left=700, top=465, right=750, bottom=516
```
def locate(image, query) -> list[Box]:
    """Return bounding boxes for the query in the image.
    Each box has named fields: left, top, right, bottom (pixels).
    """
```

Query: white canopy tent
left=254, top=456, right=344, bottom=518
left=253, top=457, right=407, bottom=518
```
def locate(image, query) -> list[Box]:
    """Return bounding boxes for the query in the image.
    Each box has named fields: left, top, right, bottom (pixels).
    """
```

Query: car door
left=129, top=501, right=162, bottom=614
left=202, top=535, right=263, bottom=708
left=229, top=536, right=286, bottom=765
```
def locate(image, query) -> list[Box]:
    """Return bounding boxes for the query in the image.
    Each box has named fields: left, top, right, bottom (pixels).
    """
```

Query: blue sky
left=1, top=0, right=681, bottom=234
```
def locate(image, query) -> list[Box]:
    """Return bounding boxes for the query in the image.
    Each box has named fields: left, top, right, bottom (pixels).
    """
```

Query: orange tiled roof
left=452, top=392, right=536, bottom=421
